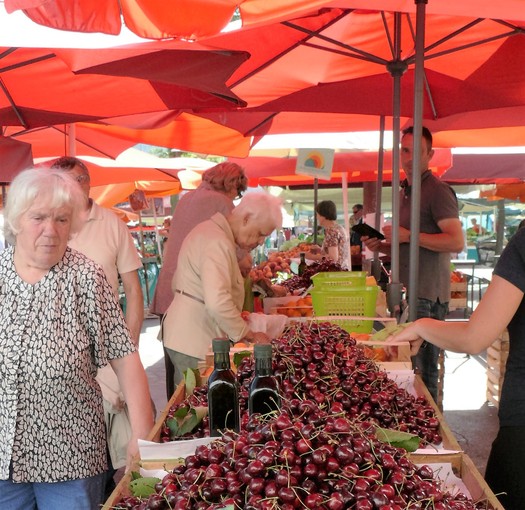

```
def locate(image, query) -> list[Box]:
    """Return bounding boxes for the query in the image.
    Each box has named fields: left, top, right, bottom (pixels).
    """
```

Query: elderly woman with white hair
left=0, top=168, right=154, bottom=510
left=162, top=191, right=283, bottom=385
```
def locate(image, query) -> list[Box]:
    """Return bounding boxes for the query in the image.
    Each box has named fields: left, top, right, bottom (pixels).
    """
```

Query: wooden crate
left=413, top=452, right=504, bottom=510
left=106, top=377, right=504, bottom=510
left=450, top=280, right=468, bottom=310
left=486, top=329, right=509, bottom=408
left=412, top=375, right=462, bottom=453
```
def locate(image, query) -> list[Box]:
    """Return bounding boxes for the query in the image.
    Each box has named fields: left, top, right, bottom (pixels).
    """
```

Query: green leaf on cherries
left=129, top=476, right=161, bottom=498
left=375, top=427, right=421, bottom=452
left=184, top=368, right=201, bottom=396
left=233, top=350, right=252, bottom=367
left=166, top=406, right=208, bottom=437
left=179, top=406, right=208, bottom=436
left=216, top=506, right=235, bottom=510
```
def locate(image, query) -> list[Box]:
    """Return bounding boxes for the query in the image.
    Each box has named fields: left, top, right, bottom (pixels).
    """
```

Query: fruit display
left=450, top=271, right=468, bottom=299
left=250, top=254, right=292, bottom=282
left=158, top=322, right=441, bottom=445
left=281, top=260, right=345, bottom=293
left=249, top=243, right=321, bottom=283
left=271, top=296, right=313, bottom=317
left=110, top=321, right=493, bottom=509
left=450, top=270, right=467, bottom=283
left=116, top=412, right=486, bottom=510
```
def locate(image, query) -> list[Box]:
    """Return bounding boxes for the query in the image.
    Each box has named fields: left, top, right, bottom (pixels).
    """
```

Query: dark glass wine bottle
left=298, top=252, right=307, bottom=276
left=249, top=344, right=281, bottom=416
left=207, top=338, right=240, bottom=437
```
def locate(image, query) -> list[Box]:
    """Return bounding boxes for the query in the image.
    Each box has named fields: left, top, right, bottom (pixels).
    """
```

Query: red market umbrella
left=442, top=153, right=525, bottom=184
left=0, top=136, right=33, bottom=181
left=0, top=44, right=247, bottom=131
left=196, top=8, right=525, bottom=122
left=5, top=0, right=525, bottom=40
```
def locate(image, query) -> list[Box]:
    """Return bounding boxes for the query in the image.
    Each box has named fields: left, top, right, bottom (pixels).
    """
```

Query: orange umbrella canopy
left=0, top=43, right=246, bottom=131
left=5, top=0, right=525, bottom=40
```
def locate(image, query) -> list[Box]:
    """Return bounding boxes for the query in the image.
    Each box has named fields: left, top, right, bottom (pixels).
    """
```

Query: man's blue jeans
left=411, top=298, right=449, bottom=403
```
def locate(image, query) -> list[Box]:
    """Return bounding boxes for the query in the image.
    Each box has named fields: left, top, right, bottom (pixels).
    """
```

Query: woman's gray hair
left=234, top=192, right=283, bottom=230
left=4, top=168, right=88, bottom=245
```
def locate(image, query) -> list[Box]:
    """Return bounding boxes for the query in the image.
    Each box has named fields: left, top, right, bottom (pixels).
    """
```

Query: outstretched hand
left=385, top=323, right=426, bottom=356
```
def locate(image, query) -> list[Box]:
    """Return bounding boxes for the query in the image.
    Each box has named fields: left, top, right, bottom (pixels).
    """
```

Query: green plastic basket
left=310, top=271, right=367, bottom=289
left=310, top=285, right=378, bottom=333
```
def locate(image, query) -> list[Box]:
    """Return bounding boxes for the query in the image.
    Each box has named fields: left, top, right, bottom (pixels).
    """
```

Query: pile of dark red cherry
left=280, top=261, right=344, bottom=293
left=113, top=322, right=490, bottom=510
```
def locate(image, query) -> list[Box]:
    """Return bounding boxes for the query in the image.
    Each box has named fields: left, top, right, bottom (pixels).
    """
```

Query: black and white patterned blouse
left=0, top=246, right=136, bottom=482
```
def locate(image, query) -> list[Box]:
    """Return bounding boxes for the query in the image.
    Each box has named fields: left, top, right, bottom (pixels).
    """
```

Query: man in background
left=51, top=156, right=144, bottom=497
left=362, top=127, right=464, bottom=403
left=349, top=203, right=364, bottom=251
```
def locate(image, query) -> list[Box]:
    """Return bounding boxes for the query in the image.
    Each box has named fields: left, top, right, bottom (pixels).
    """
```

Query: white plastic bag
left=247, top=313, right=287, bottom=338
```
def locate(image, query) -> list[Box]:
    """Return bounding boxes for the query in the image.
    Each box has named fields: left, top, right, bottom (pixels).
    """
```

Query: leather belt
left=174, top=289, right=205, bottom=305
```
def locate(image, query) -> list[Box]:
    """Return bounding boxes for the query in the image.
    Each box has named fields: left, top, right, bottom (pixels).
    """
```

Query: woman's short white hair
left=4, top=168, right=87, bottom=245
left=233, top=191, right=283, bottom=230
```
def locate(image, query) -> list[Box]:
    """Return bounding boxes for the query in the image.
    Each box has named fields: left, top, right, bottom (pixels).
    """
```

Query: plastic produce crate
left=310, top=285, right=379, bottom=333
left=310, top=270, right=367, bottom=289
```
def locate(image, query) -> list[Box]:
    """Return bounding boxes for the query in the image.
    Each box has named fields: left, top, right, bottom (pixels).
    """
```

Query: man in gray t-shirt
left=363, top=126, right=464, bottom=403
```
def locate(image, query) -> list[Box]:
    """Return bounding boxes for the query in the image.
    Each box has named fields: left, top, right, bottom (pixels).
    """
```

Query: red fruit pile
left=281, top=261, right=344, bottom=293
left=161, top=322, right=441, bottom=447
left=116, top=412, right=486, bottom=510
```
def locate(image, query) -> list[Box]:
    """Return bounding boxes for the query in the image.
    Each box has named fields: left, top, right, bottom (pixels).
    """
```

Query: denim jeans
left=0, top=473, right=105, bottom=510
left=411, top=298, right=449, bottom=403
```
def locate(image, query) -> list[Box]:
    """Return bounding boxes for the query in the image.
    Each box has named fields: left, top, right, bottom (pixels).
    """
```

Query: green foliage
left=166, top=406, right=208, bottom=437
left=375, top=427, right=421, bottom=452
left=184, top=368, right=202, bottom=396
left=129, top=476, right=161, bottom=498
left=233, top=350, right=252, bottom=368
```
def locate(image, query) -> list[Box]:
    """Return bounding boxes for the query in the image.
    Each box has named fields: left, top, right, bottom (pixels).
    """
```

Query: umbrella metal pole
left=67, top=124, right=76, bottom=156
left=151, top=198, right=164, bottom=264
left=341, top=172, right=351, bottom=270
left=371, top=116, right=386, bottom=283
left=313, top=178, right=318, bottom=244
left=386, top=12, right=406, bottom=321
left=408, top=0, right=427, bottom=322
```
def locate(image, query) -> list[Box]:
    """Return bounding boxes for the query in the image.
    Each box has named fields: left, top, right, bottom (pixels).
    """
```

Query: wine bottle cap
left=212, top=338, right=231, bottom=353
left=254, top=344, right=272, bottom=357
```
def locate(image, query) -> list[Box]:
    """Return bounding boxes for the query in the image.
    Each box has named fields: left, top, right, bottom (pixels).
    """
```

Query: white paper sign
left=295, top=148, right=335, bottom=180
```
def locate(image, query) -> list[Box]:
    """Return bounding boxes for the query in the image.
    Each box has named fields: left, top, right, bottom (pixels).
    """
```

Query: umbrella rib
left=0, top=51, right=55, bottom=129
left=230, top=9, right=351, bottom=87
left=405, top=18, right=521, bottom=64
left=0, top=77, right=27, bottom=128
left=301, top=41, right=388, bottom=66
left=243, top=112, right=279, bottom=136
left=0, top=52, right=56, bottom=73
left=282, top=14, right=390, bottom=66
left=420, top=29, right=522, bottom=63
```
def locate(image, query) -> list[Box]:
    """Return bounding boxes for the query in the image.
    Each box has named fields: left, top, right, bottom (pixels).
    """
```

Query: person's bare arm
left=111, top=352, right=154, bottom=468
left=419, top=218, right=465, bottom=253
left=325, top=245, right=339, bottom=263
left=121, top=270, right=144, bottom=345
left=389, top=274, right=522, bottom=355
left=366, top=217, right=464, bottom=255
